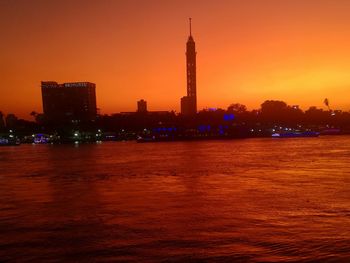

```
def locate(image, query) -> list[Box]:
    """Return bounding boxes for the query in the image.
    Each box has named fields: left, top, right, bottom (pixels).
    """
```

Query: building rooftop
left=41, top=81, right=95, bottom=88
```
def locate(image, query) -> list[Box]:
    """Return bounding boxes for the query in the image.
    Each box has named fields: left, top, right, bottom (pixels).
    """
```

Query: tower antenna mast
left=189, top=17, right=192, bottom=36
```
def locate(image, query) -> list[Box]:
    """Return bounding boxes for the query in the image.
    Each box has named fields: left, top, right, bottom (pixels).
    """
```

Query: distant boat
left=33, top=134, right=50, bottom=144
left=272, top=131, right=320, bottom=138
left=0, top=138, right=20, bottom=146
left=136, top=135, right=156, bottom=143
left=320, top=128, right=341, bottom=135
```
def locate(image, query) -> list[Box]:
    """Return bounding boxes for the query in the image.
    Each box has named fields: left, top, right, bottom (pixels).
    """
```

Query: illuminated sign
left=64, top=82, right=89, bottom=88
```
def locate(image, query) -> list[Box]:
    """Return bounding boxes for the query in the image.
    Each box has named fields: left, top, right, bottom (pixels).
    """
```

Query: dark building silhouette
left=181, top=18, right=197, bottom=116
left=0, top=111, right=5, bottom=130
left=181, top=96, right=192, bottom=116
left=41, top=81, right=97, bottom=122
left=5, top=114, right=18, bottom=128
left=137, top=99, right=147, bottom=113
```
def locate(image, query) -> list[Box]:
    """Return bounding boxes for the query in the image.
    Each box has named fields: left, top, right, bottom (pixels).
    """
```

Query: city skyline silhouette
left=1, top=0, right=350, bottom=119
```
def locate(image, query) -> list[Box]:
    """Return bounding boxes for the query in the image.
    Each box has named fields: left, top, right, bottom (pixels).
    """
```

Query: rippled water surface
left=1, top=137, right=350, bottom=262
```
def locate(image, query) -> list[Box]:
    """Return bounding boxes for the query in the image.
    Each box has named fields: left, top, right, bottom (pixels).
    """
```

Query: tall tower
left=181, top=18, right=197, bottom=115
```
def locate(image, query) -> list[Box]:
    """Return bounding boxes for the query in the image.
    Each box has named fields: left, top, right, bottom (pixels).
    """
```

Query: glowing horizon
left=1, top=0, right=350, bottom=119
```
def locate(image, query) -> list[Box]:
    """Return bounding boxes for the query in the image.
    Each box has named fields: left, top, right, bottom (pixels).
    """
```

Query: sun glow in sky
left=1, top=0, right=350, bottom=119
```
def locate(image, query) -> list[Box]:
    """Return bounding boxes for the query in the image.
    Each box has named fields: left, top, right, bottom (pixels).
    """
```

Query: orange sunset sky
left=1, top=0, right=350, bottom=119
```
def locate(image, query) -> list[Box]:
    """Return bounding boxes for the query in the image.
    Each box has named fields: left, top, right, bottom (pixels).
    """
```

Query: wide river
left=1, top=136, right=350, bottom=262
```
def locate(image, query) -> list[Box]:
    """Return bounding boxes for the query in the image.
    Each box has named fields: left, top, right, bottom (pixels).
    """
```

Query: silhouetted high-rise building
left=137, top=99, right=147, bottom=113
left=181, top=18, right=197, bottom=116
left=41, top=81, right=97, bottom=122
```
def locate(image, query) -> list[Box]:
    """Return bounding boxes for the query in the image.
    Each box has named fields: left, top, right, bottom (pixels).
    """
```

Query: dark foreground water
left=1, top=137, right=350, bottom=262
